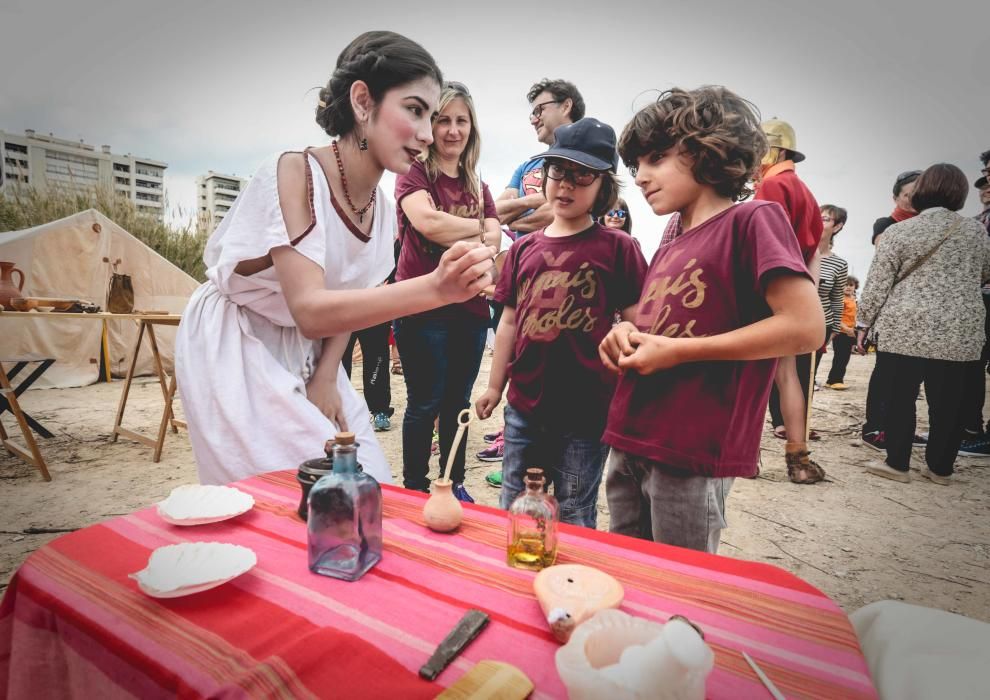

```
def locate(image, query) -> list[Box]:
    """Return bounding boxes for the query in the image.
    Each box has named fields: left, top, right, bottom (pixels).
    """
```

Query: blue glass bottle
left=307, top=431, right=382, bottom=581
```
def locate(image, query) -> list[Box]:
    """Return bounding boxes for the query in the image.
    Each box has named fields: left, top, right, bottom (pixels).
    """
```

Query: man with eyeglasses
left=494, top=79, right=586, bottom=237
left=478, top=79, right=586, bottom=471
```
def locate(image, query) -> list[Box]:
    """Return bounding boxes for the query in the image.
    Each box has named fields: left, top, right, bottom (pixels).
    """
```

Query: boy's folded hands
left=600, top=324, right=683, bottom=375
left=599, top=321, right=638, bottom=372
left=617, top=332, right=683, bottom=374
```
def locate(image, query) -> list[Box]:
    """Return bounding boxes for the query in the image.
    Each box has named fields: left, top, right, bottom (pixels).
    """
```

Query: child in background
left=599, top=87, right=824, bottom=552
left=825, top=276, right=858, bottom=389
left=476, top=118, right=647, bottom=528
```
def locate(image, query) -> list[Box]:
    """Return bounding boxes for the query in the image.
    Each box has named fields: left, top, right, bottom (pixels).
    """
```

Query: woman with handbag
left=858, top=164, right=990, bottom=485
left=393, top=81, right=501, bottom=501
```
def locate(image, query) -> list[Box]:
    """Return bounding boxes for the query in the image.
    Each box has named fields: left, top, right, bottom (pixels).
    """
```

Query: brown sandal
left=774, top=427, right=821, bottom=441
left=785, top=445, right=826, bottom=484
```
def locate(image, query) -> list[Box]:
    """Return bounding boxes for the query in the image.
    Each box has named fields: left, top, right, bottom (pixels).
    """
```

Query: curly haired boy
left=599, top=86, right=824, bottom=552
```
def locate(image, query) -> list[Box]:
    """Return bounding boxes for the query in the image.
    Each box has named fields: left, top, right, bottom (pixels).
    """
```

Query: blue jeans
left=499, top=403, right=607, bottom=529
left=395, top=317, right=487, bottom=490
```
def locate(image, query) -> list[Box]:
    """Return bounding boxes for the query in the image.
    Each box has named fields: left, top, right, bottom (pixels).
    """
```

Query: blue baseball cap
left=533, top=117, right=618, bottom=172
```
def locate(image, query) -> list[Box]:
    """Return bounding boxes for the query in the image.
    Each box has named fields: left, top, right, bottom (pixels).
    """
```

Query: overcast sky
left=2, top=0, right=985, bottom=276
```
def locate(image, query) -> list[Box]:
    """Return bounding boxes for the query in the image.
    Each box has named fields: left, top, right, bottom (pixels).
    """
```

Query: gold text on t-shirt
left=518, top=259, right=598, bottom=302
left=639, top=257, right=708, bottom=337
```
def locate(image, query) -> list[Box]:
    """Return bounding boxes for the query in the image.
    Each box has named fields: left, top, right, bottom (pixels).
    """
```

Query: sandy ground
left=2, top=349, right=988, bottom=622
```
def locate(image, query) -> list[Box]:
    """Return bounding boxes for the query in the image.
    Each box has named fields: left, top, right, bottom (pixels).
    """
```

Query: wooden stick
left=440, top=409, right=473, bottom=484
left=804, top=351, right=815, bottom=443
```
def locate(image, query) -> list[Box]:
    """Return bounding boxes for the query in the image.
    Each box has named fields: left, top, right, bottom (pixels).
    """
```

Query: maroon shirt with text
left=494, top=224, right=647, bottom=432
left=604, top=201, right=810, bottom=476
left=395, top=161, right=497, bottom=321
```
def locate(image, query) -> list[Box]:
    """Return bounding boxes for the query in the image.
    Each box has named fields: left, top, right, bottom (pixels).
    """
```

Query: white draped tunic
left=175, top=151, right=395, bottom=485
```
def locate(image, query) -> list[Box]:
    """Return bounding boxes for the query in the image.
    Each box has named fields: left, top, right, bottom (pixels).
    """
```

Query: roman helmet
left=761, top=118, right=805, bottom=164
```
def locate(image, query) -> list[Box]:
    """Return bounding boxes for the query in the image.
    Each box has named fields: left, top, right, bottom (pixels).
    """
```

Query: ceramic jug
left=0, top=261, right=25, bottom=309
left=423, top=479, right=463, bottom=532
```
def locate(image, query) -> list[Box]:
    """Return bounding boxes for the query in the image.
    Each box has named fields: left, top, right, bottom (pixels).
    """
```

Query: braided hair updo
left=316, top=31, right=443, bottom=138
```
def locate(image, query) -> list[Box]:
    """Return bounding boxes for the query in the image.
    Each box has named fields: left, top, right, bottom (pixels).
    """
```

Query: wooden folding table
left=109, top=314, right=185, bottom=462
left=1, top=310, right=185, bottom=471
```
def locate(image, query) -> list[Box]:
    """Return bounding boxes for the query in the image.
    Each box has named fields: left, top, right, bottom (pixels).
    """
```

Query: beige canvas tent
left=0, top=209, right=199, bottom=388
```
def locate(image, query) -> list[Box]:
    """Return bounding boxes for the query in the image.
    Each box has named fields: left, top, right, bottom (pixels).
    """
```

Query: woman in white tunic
left=176, top=31, right=495, bottom=485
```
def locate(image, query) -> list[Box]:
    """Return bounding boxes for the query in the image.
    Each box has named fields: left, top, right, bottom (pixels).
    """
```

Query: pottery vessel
left=423, top=478, right=463, bottom=532
left=555, top=609, right=714, bottom=700
left=0, top=262, right=26, bottom=309
left=533, top=564, right=624, bottom=642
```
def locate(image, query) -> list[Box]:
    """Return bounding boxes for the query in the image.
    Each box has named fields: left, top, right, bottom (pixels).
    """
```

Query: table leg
left=111, top=320, right=146, bottom=443
left=0, top=365, right=51, bottom=481
left=0, top=362, right=25, bottom=418
left=102, top=319, right=112, bottom=383
left=153, top=373, right=179, bottom=462
left=145, top=323, right=177, bottom=433
left=0, top=360, right=55, bottom=439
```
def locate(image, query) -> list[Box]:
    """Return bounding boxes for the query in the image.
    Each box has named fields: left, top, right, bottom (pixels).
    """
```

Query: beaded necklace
left=331, top=140, right=376, bottom=223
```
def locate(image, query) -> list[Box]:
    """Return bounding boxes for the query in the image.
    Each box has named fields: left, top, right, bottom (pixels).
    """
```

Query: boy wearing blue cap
left=476, top=118, right=648, bottom=528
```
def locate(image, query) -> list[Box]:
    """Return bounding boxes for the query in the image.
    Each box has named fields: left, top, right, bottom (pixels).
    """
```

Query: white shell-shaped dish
left=156, top=484, right=254, bottom=526
left=129, top=542, right=257, bottom=598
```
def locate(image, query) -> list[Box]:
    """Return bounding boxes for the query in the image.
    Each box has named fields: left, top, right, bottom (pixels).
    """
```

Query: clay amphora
left=423, top=478, right=463, bottom=532
left=0, top=262, right=25, bottom=309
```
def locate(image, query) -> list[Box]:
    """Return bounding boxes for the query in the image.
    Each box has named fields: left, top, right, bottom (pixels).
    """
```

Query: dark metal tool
left=419, top=609, right=490, bottom=680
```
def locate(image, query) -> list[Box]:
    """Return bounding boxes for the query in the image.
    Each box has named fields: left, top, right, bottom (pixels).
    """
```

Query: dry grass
left=0, top=183, right=209, bottom=281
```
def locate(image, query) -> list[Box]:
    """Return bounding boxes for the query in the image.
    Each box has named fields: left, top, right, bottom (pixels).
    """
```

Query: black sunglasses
left=444, top=81, right=471, bottom=97
left=895, top=170, right=922, bottom=185
left=606, top=209, right=627, bottom=218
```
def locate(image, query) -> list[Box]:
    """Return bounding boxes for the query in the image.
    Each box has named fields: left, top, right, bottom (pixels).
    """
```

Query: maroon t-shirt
left=494, top=224, right=647, bottom=432
left=604, top=201, right=811, bottom=477
left=394, top=161, right=497, bottom=322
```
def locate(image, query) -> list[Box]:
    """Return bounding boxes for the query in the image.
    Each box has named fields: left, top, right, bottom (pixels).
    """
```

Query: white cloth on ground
left=850, top=600, right=990, bottom=700
left=176, top=151, right=395, bottom=485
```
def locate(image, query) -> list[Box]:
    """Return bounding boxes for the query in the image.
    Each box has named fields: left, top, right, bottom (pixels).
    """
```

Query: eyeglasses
left=444, top=81, right=471, bottom=97
left=530, top=100, right=561, bottom=120
left=546, top=162, right=602, bottom=186
left=606, top=209, right=627, bottom=219
left=821, top=216, right=833, bottom=223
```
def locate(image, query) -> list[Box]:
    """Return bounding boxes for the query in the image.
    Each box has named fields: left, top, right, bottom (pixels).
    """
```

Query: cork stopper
left=525, top=468, right=545, bottom=487
left=335, top=431, right=356, bottom=446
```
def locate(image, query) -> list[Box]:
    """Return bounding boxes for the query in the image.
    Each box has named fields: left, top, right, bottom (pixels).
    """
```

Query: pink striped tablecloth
left=0, top=471, right=876, bottom=698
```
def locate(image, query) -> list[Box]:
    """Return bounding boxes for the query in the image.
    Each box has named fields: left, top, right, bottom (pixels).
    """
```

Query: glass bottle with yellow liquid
left=507, top=468, right=559, bottom=571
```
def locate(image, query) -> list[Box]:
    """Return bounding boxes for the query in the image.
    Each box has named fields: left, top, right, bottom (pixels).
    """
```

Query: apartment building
left=196, top=171, right=247, bottom=230
left=0, top=128, right=167, bottom=219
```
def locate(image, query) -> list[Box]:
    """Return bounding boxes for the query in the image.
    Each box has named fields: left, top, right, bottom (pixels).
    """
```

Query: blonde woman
left=394, top=81, right=501, bottom=501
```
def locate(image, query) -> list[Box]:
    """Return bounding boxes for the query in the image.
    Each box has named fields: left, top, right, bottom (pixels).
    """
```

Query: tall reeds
left=0, top=182, right=209, bottom=281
